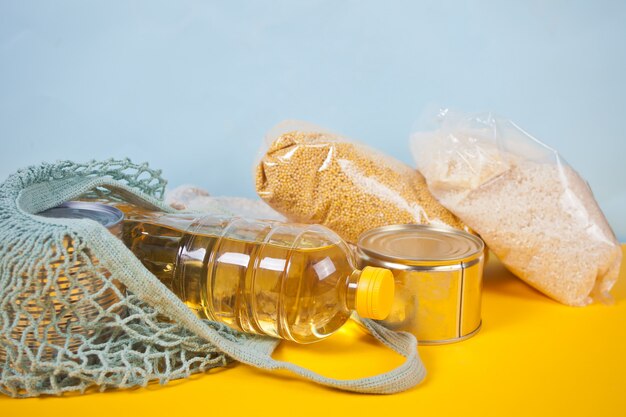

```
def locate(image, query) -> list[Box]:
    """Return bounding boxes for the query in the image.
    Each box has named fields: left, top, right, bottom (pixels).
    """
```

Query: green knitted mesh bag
left=0, top=159, right=425, bottom=397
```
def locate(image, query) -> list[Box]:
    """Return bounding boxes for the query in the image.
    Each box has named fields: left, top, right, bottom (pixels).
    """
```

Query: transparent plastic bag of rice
left=255, top=120, right=466, bottom=243
left=410, top=109, right=622, bottom=306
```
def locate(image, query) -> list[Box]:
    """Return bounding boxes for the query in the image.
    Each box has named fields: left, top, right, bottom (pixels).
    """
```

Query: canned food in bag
left=0, top=202, right=125, bottom=362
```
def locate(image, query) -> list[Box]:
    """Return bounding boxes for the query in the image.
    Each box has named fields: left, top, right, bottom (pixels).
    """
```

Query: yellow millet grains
left=256, top=130, right=466, bottom=243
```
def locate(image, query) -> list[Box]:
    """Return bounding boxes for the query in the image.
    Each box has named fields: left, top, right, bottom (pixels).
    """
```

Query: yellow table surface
left=3, top=246, right=626, bottom=417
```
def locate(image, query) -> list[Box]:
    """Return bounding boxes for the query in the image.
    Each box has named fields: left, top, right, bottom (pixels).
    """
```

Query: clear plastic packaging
left=255, top=120, right=466, bottom=243
left=410, top=109, right=622, bottom=306
left=117, top=204, right=394, bottom=343
left=164, top=185, right=285, bottom=221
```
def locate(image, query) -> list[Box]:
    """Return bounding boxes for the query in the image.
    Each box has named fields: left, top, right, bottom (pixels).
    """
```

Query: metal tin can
left=37, top=201, right=124, bottom=234
left=2, top=201, right=126, bottom=361
left=357, top=224, right=485, bottom=344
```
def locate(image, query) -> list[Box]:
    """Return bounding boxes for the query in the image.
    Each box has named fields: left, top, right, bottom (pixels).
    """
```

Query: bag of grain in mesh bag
left=255, top=120, right=466, bottom=243
left=410, top=109, right=622, bottom=306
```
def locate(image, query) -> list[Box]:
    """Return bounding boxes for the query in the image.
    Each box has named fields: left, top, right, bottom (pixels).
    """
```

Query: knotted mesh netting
left=0, top=159, right=240, bottom=397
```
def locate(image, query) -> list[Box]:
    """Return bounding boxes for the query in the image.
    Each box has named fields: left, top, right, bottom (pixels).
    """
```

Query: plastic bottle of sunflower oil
left=115, top=203, right=394, bottom=343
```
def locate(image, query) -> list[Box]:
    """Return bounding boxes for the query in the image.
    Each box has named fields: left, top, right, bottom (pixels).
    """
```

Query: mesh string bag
left=0, top=159, right=425, bottom=398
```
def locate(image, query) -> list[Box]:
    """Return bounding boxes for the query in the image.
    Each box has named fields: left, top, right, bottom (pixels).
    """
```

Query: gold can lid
left=357, top=224, right=484, bottom=267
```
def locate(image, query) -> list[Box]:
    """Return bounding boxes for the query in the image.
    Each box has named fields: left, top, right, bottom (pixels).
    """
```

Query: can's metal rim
left=37, top=201, right=124, bottom=229
left=357, top=224, right=485, bottom=267
left=358, top=253, right=483, bottom=271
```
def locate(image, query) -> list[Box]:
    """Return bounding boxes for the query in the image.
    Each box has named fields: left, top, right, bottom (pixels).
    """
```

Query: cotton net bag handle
left=0, top=159, right=425, bottom=396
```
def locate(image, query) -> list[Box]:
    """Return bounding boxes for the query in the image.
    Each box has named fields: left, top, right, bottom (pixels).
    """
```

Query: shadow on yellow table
left=3, top=247, right=626, bottom=417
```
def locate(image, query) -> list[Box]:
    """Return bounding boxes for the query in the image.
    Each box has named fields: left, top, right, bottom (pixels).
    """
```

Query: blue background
left=1, top=1, right=624, bottom=240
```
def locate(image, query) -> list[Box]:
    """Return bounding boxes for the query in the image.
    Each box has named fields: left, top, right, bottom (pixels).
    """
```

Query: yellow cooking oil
left=118, top=206, right=394, bottom=343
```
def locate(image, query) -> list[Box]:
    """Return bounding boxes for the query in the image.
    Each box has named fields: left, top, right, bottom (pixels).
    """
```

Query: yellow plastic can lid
left=355, top=266, right=395, bottom=320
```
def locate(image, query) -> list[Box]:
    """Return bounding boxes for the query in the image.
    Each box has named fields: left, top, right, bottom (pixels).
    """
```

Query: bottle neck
left=344, top=269, right=361, bottom=312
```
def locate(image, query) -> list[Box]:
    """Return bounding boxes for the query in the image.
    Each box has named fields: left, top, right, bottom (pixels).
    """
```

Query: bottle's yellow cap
left=355, top=266, right=395, bottom=320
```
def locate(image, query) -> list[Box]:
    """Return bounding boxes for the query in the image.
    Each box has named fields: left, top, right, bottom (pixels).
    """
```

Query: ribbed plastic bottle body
left=120, top=210, right=357, bottom=343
